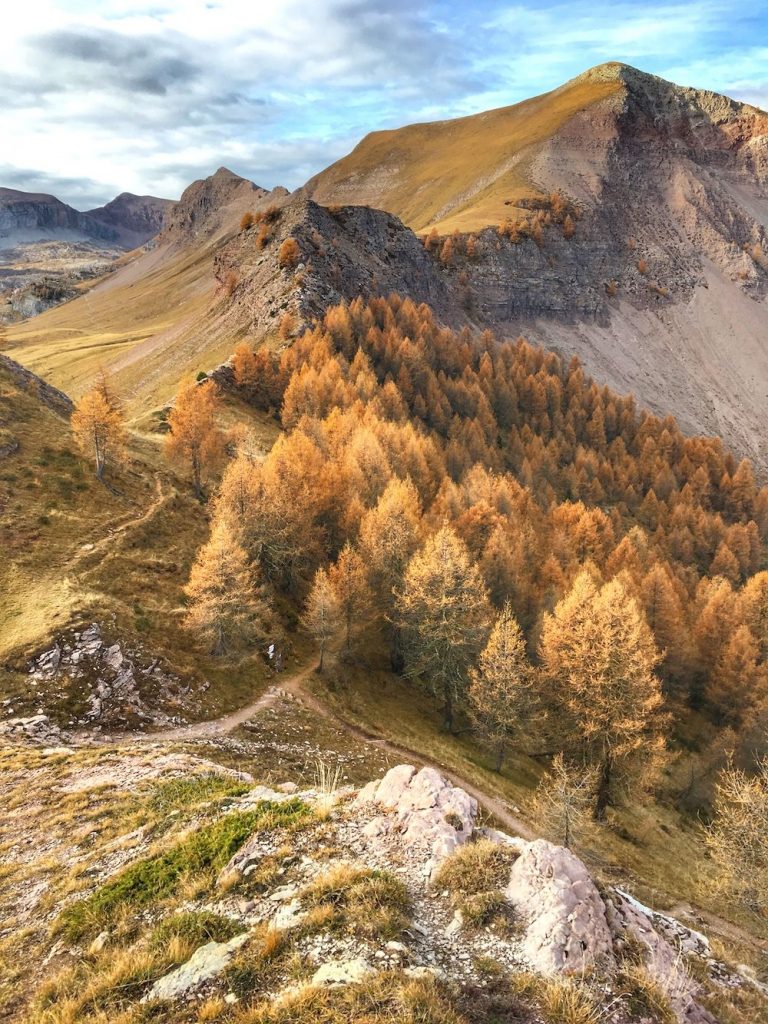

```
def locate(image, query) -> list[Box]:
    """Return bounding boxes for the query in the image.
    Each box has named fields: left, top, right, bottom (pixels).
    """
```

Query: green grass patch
left=149, top=910, right=243, bottom=951
left=56, top=799, right=311, bottom=941
left=148, top=773, right=251, bottom=815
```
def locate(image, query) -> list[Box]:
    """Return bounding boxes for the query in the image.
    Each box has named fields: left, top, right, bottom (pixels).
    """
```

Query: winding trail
left=67, top=474, right=169, bottom=572
left=96, top=658, right=768, bottom=952
left=104, top=658, right=536, bottom=840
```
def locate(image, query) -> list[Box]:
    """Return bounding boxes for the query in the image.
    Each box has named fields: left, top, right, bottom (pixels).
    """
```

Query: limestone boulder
left=143, top=933, right=248, bottom=1002
left=354, top=765, right=478, bottom=876
left=505, top=840, right=614, bottom=974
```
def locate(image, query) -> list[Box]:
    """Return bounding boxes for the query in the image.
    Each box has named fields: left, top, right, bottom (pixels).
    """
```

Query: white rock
left=373, top=764, right=417, bottom=809
left=143, top=933, right=248, bottom=1002
left=311, top=956, right=373, bottom=987
left=445, top=910, right=464, bottom=938
left=505, top=840, right=614, bottom=974
left=273, top=899, right=306, bottom=931
left=385, top=941, right=408, bottom=954
left=88, top=930, right=110, bottom=954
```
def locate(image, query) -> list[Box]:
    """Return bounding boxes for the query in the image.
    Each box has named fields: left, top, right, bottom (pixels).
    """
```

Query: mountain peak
left=211, top=166, right=247, bottom=182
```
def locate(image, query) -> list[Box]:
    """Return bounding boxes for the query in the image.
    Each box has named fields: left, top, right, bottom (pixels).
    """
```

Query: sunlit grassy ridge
left=306, top=71, right=623, bottom=234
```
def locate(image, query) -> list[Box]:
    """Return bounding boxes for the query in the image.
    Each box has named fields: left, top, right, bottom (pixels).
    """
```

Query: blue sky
left=2, top=0, right=767, bottom=207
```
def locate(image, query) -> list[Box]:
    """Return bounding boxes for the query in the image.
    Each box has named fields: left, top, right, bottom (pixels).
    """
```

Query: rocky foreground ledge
left=122, top=763, right=756, bottom=1023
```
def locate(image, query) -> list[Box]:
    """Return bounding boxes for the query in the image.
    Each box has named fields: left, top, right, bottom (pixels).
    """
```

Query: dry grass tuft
left=300, top=863, right=410, bottom=941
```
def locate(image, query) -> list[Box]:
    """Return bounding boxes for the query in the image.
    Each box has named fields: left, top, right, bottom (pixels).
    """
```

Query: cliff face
left=0, top=188, right=118, bottom=245
left=86, top=192, right=173, bottom=248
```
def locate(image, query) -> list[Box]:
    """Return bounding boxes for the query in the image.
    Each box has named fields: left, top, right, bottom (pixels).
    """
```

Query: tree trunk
left=594, top=753, right=613, bottom=820
left=389, top=625, right=404, bottom=674
left=442, top=685, right=454, bottom=732
left=495, top=742, right=505, bottom=772
left=192, top=452, right=203, bottom=499
left=95, top=436, right=105, bottom=480
left=318, top=641, right=325, bottom=673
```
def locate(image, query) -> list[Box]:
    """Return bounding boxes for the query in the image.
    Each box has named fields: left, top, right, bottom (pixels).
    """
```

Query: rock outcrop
left=0, top=354, right=74, bottom=417
left=505, top=839, right=614, bottom=974
left=144, top=933, right=248, bottom=1002
left=355, top=764, right=477, bottom=877
left=16, top=756, right=760, bottom=1021
left=0, top=713, right=66, bottom=746
left=25, top=622, right=188, bottom=727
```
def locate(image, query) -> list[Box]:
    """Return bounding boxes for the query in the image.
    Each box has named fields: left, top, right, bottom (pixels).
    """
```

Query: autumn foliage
left=278, top=237, right=301, bottom=269
left=71, top=370, right=126, bottom=480
left=165, top=379, right=225, bottom=497
left=186, top=293, right=768, bottom=808
left=185, top=519, right=269, bottom=654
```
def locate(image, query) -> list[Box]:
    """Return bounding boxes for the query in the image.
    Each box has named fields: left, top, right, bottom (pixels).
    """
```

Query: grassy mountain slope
left=304, top=68, right=623, bottom=234
left=0, top=355, right=281, bottom=725
left=305, top=62, right=768, bottom=236
left=1, top=170, right=286, bottom=420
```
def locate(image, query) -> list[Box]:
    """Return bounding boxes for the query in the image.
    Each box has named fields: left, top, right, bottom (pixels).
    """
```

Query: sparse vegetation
left=532, top=754, right=596, bottom=849
left=56, top=800, right=310, bottom=941
left=705, top=760, right=768, bottom=913
left=616, top=962, right=677, bottom=1024
left=300, top=863, right=410, bottom=940
left=433, top=840, right=518, bottom=932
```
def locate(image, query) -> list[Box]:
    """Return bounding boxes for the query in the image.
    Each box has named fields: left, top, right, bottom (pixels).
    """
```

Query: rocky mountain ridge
left=85, top=192, right=173, bottom=248
left=4, top=64, right=768, bottom=466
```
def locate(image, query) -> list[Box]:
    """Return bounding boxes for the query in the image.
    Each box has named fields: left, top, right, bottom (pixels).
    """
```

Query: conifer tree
left=533, top=754, right=597, bottom=849
left=538, top=571, right=666, bottom=818
left=639, top=564, right=689, bottom=688
left=707, top=625, right=766, bottom=727
left=705, top=760, right=768, bottom=912
left=184, top=519, right=268, bottom=655
left=71, top=374, right=126, bottom=480
left=359, top=477, right=422, bottom=669
left=301, top=567, right=342, bottom=671
left=399, top=526, right=492, bottom=730
left=468, top=603, right=534, bottom=770
left=165, top=380, right=224, bottom=498
left=328, top=543, right=372, bottom=656
left=740, top=571, right=768, bottom=659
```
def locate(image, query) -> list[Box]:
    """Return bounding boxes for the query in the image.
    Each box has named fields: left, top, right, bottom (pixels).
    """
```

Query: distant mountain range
left=0, top=186, right=172, bottom=249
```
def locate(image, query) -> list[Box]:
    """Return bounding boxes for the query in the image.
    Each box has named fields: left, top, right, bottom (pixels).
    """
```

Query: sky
left=2, top=0, right=767, bottom=209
